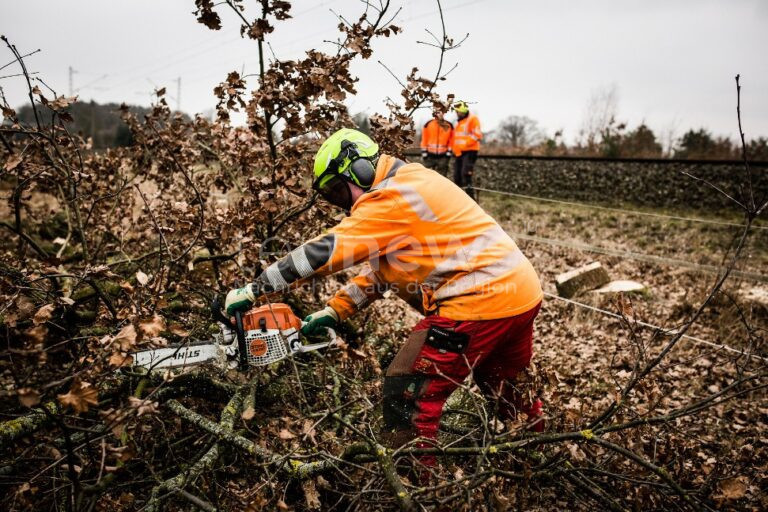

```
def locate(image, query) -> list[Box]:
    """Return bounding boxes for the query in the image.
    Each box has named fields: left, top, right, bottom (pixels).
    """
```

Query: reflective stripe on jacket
left=255, top=155, right=542, bottom=322
left=420, top=119, right=453, bottom=154
left=452, top=114, right=482, bottom=155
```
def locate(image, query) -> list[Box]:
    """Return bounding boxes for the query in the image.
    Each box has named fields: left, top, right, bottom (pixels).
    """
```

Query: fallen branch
left=374, top=443, right=417, bottom=512
left=0, top=401, right=58, bottom=449
left=143, top=386, right=247, bottom=512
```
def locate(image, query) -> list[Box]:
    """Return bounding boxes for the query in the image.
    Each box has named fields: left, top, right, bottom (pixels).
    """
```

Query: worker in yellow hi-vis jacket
left=451, top=100, right=482, bottom=199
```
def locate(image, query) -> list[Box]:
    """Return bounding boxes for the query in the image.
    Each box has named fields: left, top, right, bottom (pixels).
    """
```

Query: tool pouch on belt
left=424, top=326, right=469, bottom=354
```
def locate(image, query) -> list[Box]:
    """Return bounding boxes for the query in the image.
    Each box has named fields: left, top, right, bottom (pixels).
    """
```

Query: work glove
left=301, top=306, right=339, bottom=336
left=446, top=149, right=453, bottom=158
left=224, top=283, right=258, bottom=316
left=421, top=150, right=428, bottom=159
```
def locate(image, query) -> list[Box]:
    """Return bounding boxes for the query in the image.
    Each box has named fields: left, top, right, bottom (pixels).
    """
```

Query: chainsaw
left=130, top=300, right=338, bottom=371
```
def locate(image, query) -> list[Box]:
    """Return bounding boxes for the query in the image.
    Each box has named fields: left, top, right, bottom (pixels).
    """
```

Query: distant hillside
left=13, top=101, right=185, bottom=149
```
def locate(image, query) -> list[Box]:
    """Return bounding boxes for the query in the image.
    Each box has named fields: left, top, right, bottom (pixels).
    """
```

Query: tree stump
left=555, top=262, right=610, bottom=298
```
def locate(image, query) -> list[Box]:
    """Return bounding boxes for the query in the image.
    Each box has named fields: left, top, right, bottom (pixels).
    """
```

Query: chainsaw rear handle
left=233, top=310, right=248, bottom=369
left=210, top=296, right=233, bottom=327
left=211, top=297, right=249, bottom=370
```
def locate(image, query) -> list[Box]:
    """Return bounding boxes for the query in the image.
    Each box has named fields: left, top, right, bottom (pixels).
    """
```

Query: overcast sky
left=2, top=0, right=767, bottom=145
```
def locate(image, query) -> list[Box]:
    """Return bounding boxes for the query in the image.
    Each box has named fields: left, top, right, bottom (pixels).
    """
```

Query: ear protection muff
left=336, top=139, right=376, bottom=189
left=348, top=157, right=376, bottom=189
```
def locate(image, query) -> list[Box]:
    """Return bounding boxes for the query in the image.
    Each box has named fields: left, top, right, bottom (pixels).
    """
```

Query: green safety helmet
left=312, top=128, right=379, bottom=210
left=453, top=101, right=470, bottom=114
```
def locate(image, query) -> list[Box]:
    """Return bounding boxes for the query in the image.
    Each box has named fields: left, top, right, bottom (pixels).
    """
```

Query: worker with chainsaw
left=420, top=110, right=453, bottom=177
left=225, top=128, right=543, bottom=459
left=451, top=100, right=482, bottom=199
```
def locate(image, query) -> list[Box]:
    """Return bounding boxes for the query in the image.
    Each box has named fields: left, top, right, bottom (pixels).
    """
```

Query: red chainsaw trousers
left=382, top=302, right=543, bottom=460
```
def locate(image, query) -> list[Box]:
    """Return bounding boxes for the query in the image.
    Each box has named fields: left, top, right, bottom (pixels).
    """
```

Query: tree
left=14, top=101, right=157, bottom=149
left=578, top=84, right=619, bottom=151
left=620, top=123, right=663, bottom=157
left=494, top=115, right=543, bottom=148
left=746, top=136, right=768, bottom=160
left=675, top=128, right=735, bottom=159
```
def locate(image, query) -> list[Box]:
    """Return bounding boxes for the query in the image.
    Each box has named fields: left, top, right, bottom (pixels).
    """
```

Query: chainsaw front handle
left=295, top=322, right=339, bottom=354
left=300, top=321, right=337, bottom=339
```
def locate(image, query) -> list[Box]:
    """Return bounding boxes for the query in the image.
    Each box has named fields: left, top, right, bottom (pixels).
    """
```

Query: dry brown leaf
left=50, top=95, right=77, bottom=110
left=316, top=475, right=331, bottom=489
left=24, top=325, right=48, bottom=345
left=718, top=476, right=748, bottom=500
left=108, top=352, right=133, bottom=367
left=4, top=153, right=23, bottom=171
left=139, top=315, right=165, bottom=338
left=302, top=479, right=321, bottom=510
left=112, top=324, right=138, bottom=351
left=128, top=396, right=159, bottom=416
left=278, top=428, right=296, bottom=440
left=169, top=323, right=189, bottom=337
left=17, top=388, right=41, bottom=408
left=16, top=296, right=36, bottom=320
left=33, top=304, right=55, bottom=326
left=58, top=379, right=99, bottom=414
left=566, top=442, right=586, bottom=461
left=136, top=270, right=149, bottom=286
left=100, top=408, right=129, bottom=438
left=301, top=419, right=317, bottom=445
left=111, top=444, right=135, bottom=463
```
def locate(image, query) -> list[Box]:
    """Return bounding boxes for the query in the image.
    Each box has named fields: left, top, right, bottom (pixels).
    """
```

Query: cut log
left=555, top=262, right=610, bottom=298
left=593, top=280, right=648, bottom=295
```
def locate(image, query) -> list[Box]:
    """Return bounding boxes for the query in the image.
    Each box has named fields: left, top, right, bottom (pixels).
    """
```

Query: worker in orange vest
left=226, top=128, right=544, bottom=467
left=451, top=101, right=482, bottom=199
left=420, top=111, right=453, bottom=177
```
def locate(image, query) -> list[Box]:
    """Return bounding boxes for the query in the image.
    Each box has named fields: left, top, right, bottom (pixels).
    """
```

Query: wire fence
left=543, top=291, right=767, bottom=363
left=474, top=186, right=768, bottom=231
left=509, top=231, right=768, bottom=283
left=405, top=150, right=768, bottom=167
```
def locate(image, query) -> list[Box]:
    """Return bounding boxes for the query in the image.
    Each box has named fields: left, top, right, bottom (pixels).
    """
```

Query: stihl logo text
left=176, top=350, right=200, bottom=359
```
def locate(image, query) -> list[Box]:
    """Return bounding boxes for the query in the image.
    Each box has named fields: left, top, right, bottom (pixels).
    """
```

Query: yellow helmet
left=453, top=101, right=469, bottom=114
left=311, top=128, right=379, bottom=210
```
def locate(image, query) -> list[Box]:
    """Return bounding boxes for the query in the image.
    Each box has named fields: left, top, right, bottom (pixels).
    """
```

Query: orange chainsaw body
left=241, top=303, right=303, bottom=362
left=241, top=303, right=302, bottom=331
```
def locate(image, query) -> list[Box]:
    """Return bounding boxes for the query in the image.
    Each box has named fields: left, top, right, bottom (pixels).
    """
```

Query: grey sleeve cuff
left=256, top=234, right=337, bottom=292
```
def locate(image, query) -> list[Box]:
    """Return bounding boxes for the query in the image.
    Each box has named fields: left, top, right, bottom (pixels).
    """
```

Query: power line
left=543, top=291, right=767, bottom=362
left=474, top=186, right=768, bottom=231
left=87, top=0, right=474, bottom=100
left=510, top=231, right=768, bottom=283
left=97, top=2, right=347, bottom=95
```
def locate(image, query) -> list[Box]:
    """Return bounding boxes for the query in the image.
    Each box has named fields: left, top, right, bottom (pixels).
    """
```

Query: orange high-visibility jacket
left=255, top=155, right=542, bottom=322
left=452, top=114, right=482, bottom=156
left=420, top=119, right=454, bottom=155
